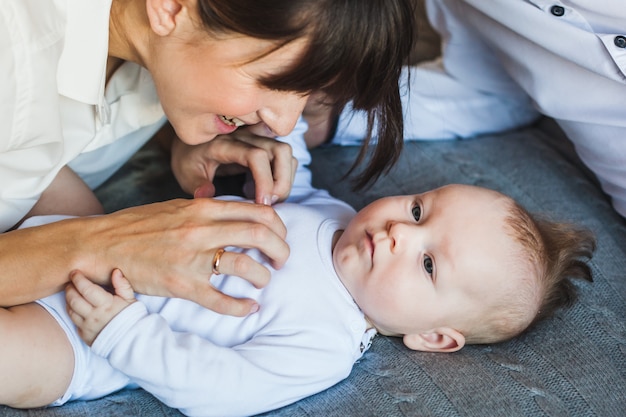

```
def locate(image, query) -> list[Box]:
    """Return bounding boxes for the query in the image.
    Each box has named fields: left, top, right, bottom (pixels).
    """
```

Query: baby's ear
left=403, top=328, right=465, bottom=353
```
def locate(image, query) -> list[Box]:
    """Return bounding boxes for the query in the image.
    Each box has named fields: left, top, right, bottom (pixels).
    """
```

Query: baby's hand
left=66, top=269, right=136, bottom=346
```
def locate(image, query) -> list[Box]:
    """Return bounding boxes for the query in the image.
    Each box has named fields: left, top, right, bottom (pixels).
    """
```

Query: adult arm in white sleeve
left=332, top=62, right=541, bottom=145
left=556, top=120, right=626, bottom=218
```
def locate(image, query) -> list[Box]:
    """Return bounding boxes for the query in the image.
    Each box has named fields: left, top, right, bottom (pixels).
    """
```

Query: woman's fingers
left=225, top=131, right=295, bottom=204
left=192, top=283, right=260, bottom=316
left=210, top=249, right=271, bottom=289
left=249, top=152, right=297, bottom=205
left=78, top=198, right=290, bottom=317
left=196, top=199, right=288, bottom=250
left=170, top=133, right=296, bottom=205
left=192, top=217, right=289, bottom=272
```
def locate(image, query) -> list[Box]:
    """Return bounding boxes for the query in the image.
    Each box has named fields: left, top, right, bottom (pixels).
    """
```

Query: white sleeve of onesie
left=92, top=303, right=352, bottom=417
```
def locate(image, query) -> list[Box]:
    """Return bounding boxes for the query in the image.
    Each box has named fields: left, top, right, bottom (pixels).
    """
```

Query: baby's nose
left=387, top=221, right=412, bottom=252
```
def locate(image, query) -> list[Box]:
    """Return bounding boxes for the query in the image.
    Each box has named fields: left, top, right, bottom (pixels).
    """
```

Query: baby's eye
left=423, top=255, right=434, bottom=276
left=411, top=205, right=422, bottom=222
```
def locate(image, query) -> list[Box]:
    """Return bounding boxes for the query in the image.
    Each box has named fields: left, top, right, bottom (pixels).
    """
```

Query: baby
left=0, top=124, right=594, bottom=417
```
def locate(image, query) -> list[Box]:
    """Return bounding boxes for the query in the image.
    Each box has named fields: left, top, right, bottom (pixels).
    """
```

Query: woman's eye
left=411, top=205, right=422, bottom=221
left=423, top=255, right=434, bottom=276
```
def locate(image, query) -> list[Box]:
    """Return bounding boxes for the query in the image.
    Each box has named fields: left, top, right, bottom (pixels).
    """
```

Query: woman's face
left=148, top=30, right=310, bottom=145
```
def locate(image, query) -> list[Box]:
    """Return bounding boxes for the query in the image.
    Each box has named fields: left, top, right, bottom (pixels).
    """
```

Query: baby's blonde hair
left=464, top=200, right=595, bottom=345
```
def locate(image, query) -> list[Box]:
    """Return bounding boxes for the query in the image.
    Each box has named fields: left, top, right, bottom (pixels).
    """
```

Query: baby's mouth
left=366, top=232, right=374, bottom=260
left=219, top=115, right=246, bottom=127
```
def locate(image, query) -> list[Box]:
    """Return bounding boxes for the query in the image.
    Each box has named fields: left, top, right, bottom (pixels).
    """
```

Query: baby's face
left=333, top=184, right=522, bottom=342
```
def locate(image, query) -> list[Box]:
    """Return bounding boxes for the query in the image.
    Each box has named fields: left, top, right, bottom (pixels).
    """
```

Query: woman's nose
left=259, top=92, right=308, bottom=137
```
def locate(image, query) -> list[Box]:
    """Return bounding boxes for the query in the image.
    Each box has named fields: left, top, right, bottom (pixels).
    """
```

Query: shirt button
left=550, top=5, right=565, bottom=17
left=615, top=35, right=626, bottom=49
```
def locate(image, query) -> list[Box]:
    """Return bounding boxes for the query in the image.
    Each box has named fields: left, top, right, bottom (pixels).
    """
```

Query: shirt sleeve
left=332, top=61, right=541, bottom=145
left=92, top=302, right=353, bottom=417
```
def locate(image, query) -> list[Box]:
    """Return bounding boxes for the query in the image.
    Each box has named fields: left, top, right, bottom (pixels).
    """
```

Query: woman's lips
left=215, top=115, right=240, bottom=134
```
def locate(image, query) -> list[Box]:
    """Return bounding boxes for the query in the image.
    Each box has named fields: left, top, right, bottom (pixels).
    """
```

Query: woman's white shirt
left=0, top=0, right=165, bottom=231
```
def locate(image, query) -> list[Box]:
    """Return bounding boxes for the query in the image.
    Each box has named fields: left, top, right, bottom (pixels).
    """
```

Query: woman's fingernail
left=249, top=303, right=260, bottom=314
left=261, top=195, right=279, bottom=205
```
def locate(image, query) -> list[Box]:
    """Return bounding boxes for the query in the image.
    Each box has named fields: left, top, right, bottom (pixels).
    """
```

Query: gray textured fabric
left=2, top=119, right=624, bottom=416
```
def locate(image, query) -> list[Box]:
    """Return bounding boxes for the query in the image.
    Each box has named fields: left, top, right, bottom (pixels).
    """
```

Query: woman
left=0, top=0, right=414, bottom=314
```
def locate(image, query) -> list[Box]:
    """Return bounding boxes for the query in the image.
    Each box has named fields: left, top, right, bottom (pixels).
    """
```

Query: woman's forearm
left=0, top=216, right=94, bottom=306
left=1, top=199, right=290, bottom=315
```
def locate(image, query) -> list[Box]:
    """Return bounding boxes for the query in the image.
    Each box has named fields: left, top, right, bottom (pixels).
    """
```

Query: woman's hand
left=66, top=269, right=135, bottom=346
left=170, top=127, right=297, bottom=205
left=74, top=198, right=289, bottom=316
left=1, top=198, right=288, bottom=315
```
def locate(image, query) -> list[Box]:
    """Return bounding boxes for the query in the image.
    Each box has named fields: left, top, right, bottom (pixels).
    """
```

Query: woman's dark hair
left=197, top=0, right=416, bottom=188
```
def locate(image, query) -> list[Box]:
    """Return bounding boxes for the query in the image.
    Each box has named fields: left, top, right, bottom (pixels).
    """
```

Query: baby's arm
left=75, top=292, right=352, bottom=417
left=66, top=269, right=136, bottom=345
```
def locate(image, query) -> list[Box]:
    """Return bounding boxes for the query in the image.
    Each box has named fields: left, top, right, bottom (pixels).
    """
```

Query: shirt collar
left=57, top=0, right=112, bottom=105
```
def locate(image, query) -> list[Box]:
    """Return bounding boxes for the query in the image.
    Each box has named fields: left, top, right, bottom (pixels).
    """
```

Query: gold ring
left=212, top=248, right=225, bottom=275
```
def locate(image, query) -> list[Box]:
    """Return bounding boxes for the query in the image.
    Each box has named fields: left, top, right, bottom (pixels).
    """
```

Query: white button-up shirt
left=0, top=0, right=165, bottom=231
left=335, top=0, right=626, bottom=217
